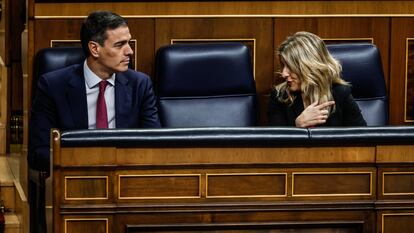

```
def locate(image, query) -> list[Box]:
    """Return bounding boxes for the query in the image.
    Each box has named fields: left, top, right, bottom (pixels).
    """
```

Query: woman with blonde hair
left=268, top=31, right=366, bottom=127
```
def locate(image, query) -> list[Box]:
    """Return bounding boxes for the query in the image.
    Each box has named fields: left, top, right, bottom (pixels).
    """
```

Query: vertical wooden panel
left=65, top=218, right=108, bottom=233
left=391, top=18, right=414, bottom=125
left=0, top=58, right=7, bottom=154
left=120, top=19, right=155, bottom=77
left=155, top=18, right=273, bottom=125
left=382, top=213, right=414, bottom=233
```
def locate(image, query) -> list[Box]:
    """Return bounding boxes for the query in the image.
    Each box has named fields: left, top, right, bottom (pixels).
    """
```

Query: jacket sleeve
left=139, top=76, right=161, bottom=128
left=341, top=87, right=367, bottom=126
left=28, top=75, right=57, bottom=173
left=267, top=89, right=289, bottom=126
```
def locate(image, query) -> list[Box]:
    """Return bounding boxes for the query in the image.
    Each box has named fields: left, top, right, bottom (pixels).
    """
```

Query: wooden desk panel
left=51, top=132, right=406, bottom=232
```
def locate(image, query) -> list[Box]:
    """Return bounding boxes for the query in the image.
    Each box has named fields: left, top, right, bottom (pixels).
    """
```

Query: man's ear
left=88, top=41, right=100, bottom=58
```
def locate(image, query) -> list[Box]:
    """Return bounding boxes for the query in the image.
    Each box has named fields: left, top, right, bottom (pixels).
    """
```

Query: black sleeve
left=342, top=89, right=367, bottom=127
left=139, top=75, right=161, bottom=128
left=28, top=75, right=58, bottom=173
left=267, top=89, right=289, bottom=126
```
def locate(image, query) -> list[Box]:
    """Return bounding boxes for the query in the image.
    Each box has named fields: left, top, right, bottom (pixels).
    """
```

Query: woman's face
left=281, top=65, right=301, bottom=92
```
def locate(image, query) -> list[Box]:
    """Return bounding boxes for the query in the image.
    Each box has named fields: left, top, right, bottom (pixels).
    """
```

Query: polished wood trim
left=51, top=129, right=61, bottom=167
left=322, top=37, right=374, bottom=43
left=64, top=176, right=109, bottom=200
left=206, top=172, right=288, bottom=198
left=381, top=212, right=414, bottom=233
left=0, top=57, right=7, bottom=154
left=382, top=172, right=414, bottom=195
left=116, top=147, right=375, bottom=165
left=32, top=1, right=414, bottom=18
left=118, top=174, right=202, bottom=199
left=377, top=145, right=414, bottom=163
left=64, top=218, right=108, bottom=233
left=292, top=171, right=373, bottom=197
left=60, top=147, right=117, bottom=166
left=405, top=38, right=414, bottom=122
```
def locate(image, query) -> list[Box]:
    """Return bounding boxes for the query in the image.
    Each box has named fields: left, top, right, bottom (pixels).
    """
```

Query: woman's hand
left=295, top=101, right=335, bottom=127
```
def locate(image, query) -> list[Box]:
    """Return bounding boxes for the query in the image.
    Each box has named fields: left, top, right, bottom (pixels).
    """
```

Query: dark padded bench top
left=60, top=127, right=309, bottom=147
left=59, top=126, right=414, bottom=147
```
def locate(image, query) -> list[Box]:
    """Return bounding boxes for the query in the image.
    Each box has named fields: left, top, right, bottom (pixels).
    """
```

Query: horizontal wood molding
left=115, top=147, right=375, bottom=165
left=0, top=57, right=7, bottom=154
left=33, top=1, right=414, bottom=18
left=377, top=145, right=414, bottom=162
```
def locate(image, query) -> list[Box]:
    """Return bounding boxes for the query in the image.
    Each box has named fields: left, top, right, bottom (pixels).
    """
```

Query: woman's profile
left=268, top=31, right=366, bottom=127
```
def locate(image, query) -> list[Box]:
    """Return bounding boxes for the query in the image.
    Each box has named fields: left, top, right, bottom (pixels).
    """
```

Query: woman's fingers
left=316, top=101, right=335, bottom=109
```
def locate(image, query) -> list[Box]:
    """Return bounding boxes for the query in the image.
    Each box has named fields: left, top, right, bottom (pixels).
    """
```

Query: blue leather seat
left=327, top=43, right=388, bottom=126
left=155, top=43, right=257, bottom=127
left=32, top=47, right=85, bottom=99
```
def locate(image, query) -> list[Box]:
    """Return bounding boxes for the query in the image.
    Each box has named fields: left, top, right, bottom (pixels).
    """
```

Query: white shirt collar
left=83, top=60, right=116, bottom=88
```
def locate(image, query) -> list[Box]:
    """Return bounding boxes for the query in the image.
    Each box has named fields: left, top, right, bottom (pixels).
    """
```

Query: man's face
left=96, top=25, right=133, bottom=76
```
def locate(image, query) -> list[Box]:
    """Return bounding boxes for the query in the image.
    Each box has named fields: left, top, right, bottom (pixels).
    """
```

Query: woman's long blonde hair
left=275, top=31, right=348, bottom=113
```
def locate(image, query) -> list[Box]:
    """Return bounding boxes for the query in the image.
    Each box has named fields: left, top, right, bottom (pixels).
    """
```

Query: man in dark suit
left=28, top=11, right=161, bottom=233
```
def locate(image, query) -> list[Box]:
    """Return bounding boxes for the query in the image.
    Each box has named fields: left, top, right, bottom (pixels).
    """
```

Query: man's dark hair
left=80, top=11, right=128, bottom=57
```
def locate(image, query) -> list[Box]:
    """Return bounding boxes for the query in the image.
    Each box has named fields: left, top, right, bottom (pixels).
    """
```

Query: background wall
left=27, top=1, right=414, bottom=128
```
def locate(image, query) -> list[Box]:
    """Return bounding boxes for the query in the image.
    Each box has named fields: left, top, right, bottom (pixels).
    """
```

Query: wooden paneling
left=390, top=18, right=414, bottom=124
left=0, top=57, right=7, bottom=154
left=292, top=172, right=373, bottom=197
left=65, top=176, right=108, bottom=200
left=60, top=147, right=116, bottom=166
left=118, top=174, right=200, bottom=199
left=382, top=172, right=414, bottom=196
left=206, top=173, right=286, bottom=197
left=378, top=168, right=414, bottom=200
left=117, top=211, right=374, bottom=233
left=56, top=131, right=414, bottom=233
left=126, top=19, right=155, bottom=77
left=64, top=217, right=109, bottom=233
left=381, top=213, right=414, bottom=233
left=116, top=147, right=375, bottom=165
left=60, top=171, right=114, bottom=204
left=31, top=1, right=414, bottom=18
left=126, top=223, right=362, bottom=233
left=376, top=145, right=414, bottom=162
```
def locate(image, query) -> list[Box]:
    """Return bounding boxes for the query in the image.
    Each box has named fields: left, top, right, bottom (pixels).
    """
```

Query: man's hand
left=295, top=101, right=335, bottom=128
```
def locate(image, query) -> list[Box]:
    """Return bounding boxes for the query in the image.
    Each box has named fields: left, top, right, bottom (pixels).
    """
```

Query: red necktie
left=96, top=80, right=108, bottom=129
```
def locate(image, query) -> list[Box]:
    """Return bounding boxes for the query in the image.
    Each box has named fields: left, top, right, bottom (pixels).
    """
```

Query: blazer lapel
left=66, top=65, right=88, bottom=129
left=115, top=73, right=132, bottom=128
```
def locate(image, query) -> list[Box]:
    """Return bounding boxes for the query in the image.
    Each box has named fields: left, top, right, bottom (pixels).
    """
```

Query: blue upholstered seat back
left=327, top=43, right=388, bottom=126
left=155, top=43, right=257, bottom=127
left=33, top=47, right=85, bottom=98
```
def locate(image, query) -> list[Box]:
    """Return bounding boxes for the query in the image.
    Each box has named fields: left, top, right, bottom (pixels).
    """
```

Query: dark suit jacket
left=268, top=84, right=367, bottom=127
left=29, top=64, right=161, bottom=172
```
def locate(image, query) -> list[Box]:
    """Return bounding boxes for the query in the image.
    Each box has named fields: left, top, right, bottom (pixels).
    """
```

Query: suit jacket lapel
left=115, top=73, right=132, bottom=128
left=66, top=65, right=88, bottom=129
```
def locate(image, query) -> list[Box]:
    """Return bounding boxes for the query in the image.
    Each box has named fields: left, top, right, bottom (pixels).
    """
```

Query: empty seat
left=155, top=42, right=257, bottom=127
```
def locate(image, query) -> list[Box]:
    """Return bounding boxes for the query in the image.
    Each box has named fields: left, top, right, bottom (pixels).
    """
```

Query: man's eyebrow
left=114, top=40, right=129, bottom=46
